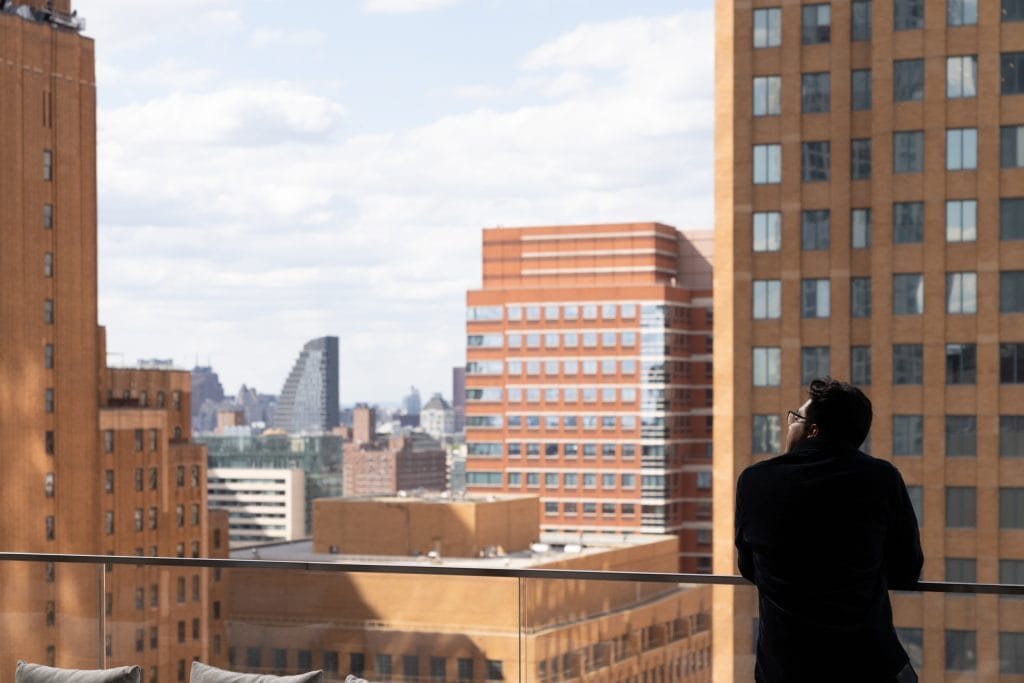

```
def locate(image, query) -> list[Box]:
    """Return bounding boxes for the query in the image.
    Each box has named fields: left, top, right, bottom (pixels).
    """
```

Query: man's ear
left=807, top=423, right=819, bottom=438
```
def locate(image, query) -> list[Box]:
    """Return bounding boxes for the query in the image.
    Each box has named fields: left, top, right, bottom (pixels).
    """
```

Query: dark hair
left=803, top=377, right=873, bottom=448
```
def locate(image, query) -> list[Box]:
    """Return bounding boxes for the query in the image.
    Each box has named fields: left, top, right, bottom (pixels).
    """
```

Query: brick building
left=464, top=223, right=713, bottom=572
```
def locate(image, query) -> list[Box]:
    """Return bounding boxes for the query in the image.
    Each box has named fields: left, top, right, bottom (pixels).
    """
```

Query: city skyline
left=80, top=0, right=716, bottom=402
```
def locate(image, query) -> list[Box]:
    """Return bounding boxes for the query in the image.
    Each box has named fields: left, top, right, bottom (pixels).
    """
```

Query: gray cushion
left=190, top=662, right=323, bottom=683
left=16, top=662, right=141, bottom=683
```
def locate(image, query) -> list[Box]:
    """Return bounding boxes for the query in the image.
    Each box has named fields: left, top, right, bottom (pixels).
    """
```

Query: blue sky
left=79, top=0, right=715, bottom=404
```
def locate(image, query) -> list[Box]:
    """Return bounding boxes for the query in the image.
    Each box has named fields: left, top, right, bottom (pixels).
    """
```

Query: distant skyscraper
left=191, top=365, right=226, bottom=414
left=421, top=393, right=454, bottom=439
left=401, top=386, right=422, bottom=416
left=273, top=336, right=340, bottom=433
left=452, top=366, right=466, bottom=432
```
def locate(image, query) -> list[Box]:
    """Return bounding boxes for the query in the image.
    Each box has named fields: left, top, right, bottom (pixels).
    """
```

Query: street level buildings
left=713, top=2, right=1024, bottom=680
left=464, top=223, right=713, bottom=572
left=228, top=494, right=713, bottom=683
left=342, top=405, right=447, bottom=497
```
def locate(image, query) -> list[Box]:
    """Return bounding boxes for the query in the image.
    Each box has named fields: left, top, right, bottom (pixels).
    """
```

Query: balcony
left=0, top=552, right=1020, bottom=682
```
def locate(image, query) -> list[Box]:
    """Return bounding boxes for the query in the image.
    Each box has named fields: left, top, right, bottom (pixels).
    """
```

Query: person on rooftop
left=735, top=377, right=924, bottom=683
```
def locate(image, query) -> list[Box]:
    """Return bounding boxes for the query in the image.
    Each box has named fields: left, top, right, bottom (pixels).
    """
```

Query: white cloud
left=249, top=28, right=327, bottom=48
left=363, top=0, right=462, bottom=14
left=96, top=9, right=715, bottom=401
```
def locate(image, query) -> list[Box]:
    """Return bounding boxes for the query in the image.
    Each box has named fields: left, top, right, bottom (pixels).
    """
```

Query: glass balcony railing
left=0, top=552, right=1022, bottom=683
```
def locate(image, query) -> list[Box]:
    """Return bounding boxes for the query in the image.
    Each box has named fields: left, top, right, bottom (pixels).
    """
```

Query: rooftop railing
left=0, top=552, right=1021, bottom=682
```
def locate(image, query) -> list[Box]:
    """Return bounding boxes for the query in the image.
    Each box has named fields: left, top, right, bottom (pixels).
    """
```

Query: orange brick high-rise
left=714, top=1, right=1024, bottom=680
left=0, top=1, right=226, bottom=675
left=465, top=223, right=713, bottom=572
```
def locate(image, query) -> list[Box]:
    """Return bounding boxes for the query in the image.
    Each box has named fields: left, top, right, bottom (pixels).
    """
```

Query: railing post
left=98, top=562, right=107, bottom=668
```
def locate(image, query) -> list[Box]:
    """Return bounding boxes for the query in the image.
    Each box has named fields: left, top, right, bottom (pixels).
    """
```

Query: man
left=735, top=377, right=924, bottom=682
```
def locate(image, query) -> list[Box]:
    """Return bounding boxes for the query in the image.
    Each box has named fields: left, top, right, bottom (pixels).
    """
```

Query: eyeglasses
left=787, top=410, right=808, bottom=426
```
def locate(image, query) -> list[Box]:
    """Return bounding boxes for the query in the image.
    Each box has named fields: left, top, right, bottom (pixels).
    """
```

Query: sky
left=79, top=0, right=716, bottom=405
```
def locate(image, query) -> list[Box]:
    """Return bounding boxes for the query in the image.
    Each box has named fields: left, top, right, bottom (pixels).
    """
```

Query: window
left=946, top=343, right=976, bottom=384
left=945, top=416, right=976, bottom=456
left=1006, top=0, right=1024, bottom=21
left=948, top=0, right=977, bottom=25
left=893, top=202, right=924, bottom=243
left=801, top=279, right=830, bottom=318
left=753, top=212, right=781, bottom=251
left=801, top=73, right=830, bottom=113
left=893, top=415, right=923, bottom=455
left=894, top=60, right=924, bottom=101
left=1003, top=345, right=1024, bottom=384
left=752, top=280, right=780, bottom=319
left=43, top=203, right=52, bottom=229
left=851, top=69, right=872, bottom=110
left=800, top=347, right=830, bottom=384
left=1001, top=633, right=1024, bottom=674
left=752, top=415, right=781, bottom=454
left=429, top=657, right=446, bottom=680
left=946, top=558, right=977, bottom=582
left=753, top=76, right=781, bottom=116
left=893, top=131, right=924, bottom=172
left=486, top=660, right=503, bottom=681
left=44, top=388, right=54, bottom=413
left=1003, top=126, right=1024, bottom=168
left=946, top=631, right=977, bottom=670
left=947, top=128, right=977, bottom=170
left=1001, top=560, right=1024, bottom=588
left=999, top=417, right=1024, bottom=458
left=851, top=209, right=871, bottom=247
left=45, top=431, right=54, bottom=455
left=42, top=149, right=52, bottom=180
left=802, top=4, right=831, bottom=44
left=801, top=141, right=830, bottom=181
left=323, top=653, right=339, bottom=674
left=1002, top=271, right=1024, bottom=312
left=907, top=487, right=923, bottom=525
left=457, top=658, right=474, bottom=682
left=851, top=346, right=871, bottom=386
left=893, top=274, right=924, bottom=314
left=895, top=0, right=925, bottom=29
left=1003, top=198, right=1024, bottom=241
left=752, top=347, right=781, bottom=386
left=753, top=144, right=781, bottom=184
left=947, top=56, right=977, bottom=97
left=850, top=139, right=871, bottom=179
left=947, top=272, right=977, bottom=313
left=43, top=252, right=53, bottom=277
left=946, top=487, right=977, bottom=527
left=947, top=200, right=977, bottom=242
left=753, top=7, right=781, bottom=47
left=893, top=344, right=924, bottom=384
left=1001, top=488, right=1024, bottom=528
left=1003, top=52, right=1024, bottom=94
left=851, top=278, right=871, bottom=318
left=44, top=298, right=53, bottom=324
left=852, top=1, right=872, bottom=39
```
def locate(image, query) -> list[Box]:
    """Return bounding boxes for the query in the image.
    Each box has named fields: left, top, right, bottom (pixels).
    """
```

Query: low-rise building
left=208, top=468, right=306, bottom=547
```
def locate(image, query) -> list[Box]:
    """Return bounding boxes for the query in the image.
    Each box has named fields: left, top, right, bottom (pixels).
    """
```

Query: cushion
left=16, top=662, right=141, bottom=683
left=190, top=662, right=323, bottom=683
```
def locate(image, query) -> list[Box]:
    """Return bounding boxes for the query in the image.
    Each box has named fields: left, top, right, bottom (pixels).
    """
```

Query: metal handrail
left=0, top=551, right=1021, bottom=596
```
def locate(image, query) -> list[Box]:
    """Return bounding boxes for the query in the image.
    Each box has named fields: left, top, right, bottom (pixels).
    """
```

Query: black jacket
left=735, top=438, right=924, bottom=682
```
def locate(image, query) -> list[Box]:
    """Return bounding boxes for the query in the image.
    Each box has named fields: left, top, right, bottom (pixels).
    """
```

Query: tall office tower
left=452, top=366, right=467, bottom=432
left=464, top=223, right=713, bottom=572
left=0, top=1, right=228, bottom=672
left=273, top=336, right=340, bottom=433
left=0, top=0, right=101, bottom=668
left=714, top=2, right=1024, bottom=679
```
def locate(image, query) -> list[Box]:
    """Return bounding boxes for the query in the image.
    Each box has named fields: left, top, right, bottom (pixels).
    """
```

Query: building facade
left=208, top=468, right=306, bottom=547
left=713, top=1, right=1024, bottom=679
left=228, top=494, right=713, bottom=683
left=420, top=393, right=455, bottom=440
left=342, top=406, right=447, bottom=497
left=452, top=366, right=467, bottom=433
left=273, top=337, right=340, bottom=434
left=464, top=223, right=714, bottom=572
left=199, top=434, right=344, bottom=536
